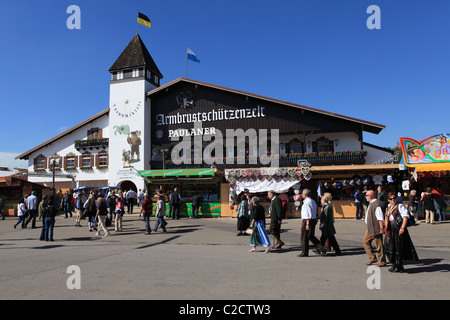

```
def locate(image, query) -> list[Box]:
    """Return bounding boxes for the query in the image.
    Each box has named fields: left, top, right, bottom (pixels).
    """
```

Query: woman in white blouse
left=384, top=192, right=419, bottom=273
left=14, top=198, right=27, bottom=229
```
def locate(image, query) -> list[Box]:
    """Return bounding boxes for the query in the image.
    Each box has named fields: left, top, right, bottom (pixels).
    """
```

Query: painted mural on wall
left=114, top=124, right=142, bottom=168
left=400, top=134, right=450, bottom=164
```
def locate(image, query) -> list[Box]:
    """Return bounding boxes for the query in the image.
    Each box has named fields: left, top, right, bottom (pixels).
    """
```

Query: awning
left=139, top=168, right=216, bottom=178
left=406, top=163, right=450, bottom=172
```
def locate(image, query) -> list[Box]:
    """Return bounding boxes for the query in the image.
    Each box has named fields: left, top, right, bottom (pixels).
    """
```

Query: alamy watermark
left=66, top=265, right=81, bottom=289
left=66, top=5, right=81, bottom=30
left=169, top=121, right=280, bottom=168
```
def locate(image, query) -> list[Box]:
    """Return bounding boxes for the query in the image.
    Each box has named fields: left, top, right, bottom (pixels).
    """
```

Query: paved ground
left=0, top=212, right=449, bottom=301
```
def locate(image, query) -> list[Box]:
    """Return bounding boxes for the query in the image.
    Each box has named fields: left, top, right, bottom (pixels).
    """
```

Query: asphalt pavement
left=0, top=212, right=449, bottom=301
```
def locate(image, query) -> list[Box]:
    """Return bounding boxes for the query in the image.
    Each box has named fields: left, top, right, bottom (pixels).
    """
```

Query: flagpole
left=186, top=46, right=188, bottom=78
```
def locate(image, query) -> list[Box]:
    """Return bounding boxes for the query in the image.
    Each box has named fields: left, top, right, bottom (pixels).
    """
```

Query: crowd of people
left=9, top=183, right=441, bottom=273
left=11, top=187, right=200, bottom=239
left=236, top=186, right=422, bottom=273
left=354, top=185, right=447, bottom=224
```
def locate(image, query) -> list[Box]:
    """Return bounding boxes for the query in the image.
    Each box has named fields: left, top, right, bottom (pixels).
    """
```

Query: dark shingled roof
left=109, top=33, right=163, bottom=79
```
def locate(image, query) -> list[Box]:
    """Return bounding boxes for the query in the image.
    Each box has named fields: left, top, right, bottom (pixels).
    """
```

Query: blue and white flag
left=187, top=47, right=200, bottom=63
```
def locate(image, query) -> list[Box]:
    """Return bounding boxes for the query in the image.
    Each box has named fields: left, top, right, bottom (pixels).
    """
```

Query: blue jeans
left=44, top=217, right=55, bottom=241
left=143, top=215, right=151, bottom=234
left=14, top=215, right=26, bottom=228
left=63, top=203, right=71, bottom=218
left=436, top=207, right=445, bottom=221
left=25, top=209, right=38, bottom=228
left=154, top=217, right=166, bottom=231
left=109, top=205, right=115, bottom=220
left=355, top=202, right=363, bottom=219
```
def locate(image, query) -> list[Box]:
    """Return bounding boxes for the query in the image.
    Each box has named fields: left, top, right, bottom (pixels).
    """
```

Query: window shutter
left=329, top=140, right=334, bottom=152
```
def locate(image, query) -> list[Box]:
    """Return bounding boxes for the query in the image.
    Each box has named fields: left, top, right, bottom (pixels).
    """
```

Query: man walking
left=298, top=189, right=325, bottom=257
left=169, top=188, right=181, bottom=219
left=126, top=189, right=137, bottom=214
left=24, top=191, right=38, bottom=228
left=61, top=191, right=72, bottom=218
left=140, top=194, right=153, bottom=234
left=363, top=190, right=386, bottom=267
left=268, top=190, right=284, bottom=249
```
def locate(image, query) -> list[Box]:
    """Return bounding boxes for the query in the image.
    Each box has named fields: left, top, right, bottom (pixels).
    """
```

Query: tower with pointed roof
left=108, top=33, right=163, bottom=191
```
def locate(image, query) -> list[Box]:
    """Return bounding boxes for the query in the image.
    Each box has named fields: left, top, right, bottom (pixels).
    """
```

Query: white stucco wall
left=27, top=113, right=110, bottom=187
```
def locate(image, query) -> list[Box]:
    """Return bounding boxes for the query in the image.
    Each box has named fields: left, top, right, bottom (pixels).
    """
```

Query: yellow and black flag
left=137, top=12, right=151, bottom=28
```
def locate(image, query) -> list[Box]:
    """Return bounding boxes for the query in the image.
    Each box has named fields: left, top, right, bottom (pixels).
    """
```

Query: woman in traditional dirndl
left=236, top=193, right=250, bottom=236
left=249, top=197, right=270, bottom=253
left=384, top=192, right=419, bottom=273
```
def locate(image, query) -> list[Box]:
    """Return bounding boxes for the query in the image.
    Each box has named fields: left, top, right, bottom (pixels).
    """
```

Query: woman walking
left=236, top=192, right=250, bottom=236
left=115, top=198, right=124, bottom=232
left=14, top=198, right=27, bottom=229
left=384, top=192, right=419, bottom=273
left=319, top=193, right=341, bottom=256
left=249, top=197, right=270, bottom=253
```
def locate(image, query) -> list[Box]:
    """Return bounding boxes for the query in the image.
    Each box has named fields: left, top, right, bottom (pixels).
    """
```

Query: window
left=36, top=158, right=45, bottom=170
left=66, top=157, right=75, bottom=169
left=132, top=68, right=140, bottom=77
left=116, top=71, right=123, bottom=80
left=287, top=139, right=304, bottom=154
left=50, top=158, right=61, bottom=170
left=88, top=128, right=101, bottom=140
left=314, top=137, right=334, bottom=153
left=98, top=154, right=108, bottom=167
left=82, top=156, right=91, bottom=168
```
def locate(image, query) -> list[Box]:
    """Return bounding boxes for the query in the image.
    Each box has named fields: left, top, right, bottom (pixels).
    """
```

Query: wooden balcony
left=153, top=150, right=367, bottom=169
left=74, top=138, right=109, bottom=151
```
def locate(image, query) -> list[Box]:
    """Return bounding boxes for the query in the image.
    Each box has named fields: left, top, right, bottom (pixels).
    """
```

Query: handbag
left=105, top=217, right=112, bottom=227
left=245, top=228, right=253, bottom=235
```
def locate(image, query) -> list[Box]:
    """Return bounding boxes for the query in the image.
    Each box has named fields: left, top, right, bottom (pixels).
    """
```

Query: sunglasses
left=388, top=197, right=396, bottom=200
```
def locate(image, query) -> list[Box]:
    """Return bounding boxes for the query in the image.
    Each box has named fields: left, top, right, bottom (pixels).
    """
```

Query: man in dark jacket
left=191, top=194, right=202, bottom=219
left=268, top=190, right=284, bottom=249
left=169, top=188, right=181, bottom=220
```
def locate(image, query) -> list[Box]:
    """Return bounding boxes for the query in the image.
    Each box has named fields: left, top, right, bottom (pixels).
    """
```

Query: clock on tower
left=107, top=33, right=163, bottom=191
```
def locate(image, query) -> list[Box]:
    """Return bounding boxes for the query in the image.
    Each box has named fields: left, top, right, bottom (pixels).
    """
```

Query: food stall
left=139, top=168, right=222, bottom=217
left=399, top=134, right=450, bottom=219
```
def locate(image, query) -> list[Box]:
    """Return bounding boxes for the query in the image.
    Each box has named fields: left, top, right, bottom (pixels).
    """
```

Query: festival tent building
left=16, top=33, right=398, bottom=218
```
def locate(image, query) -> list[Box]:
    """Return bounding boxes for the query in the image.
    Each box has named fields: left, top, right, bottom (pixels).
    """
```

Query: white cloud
left=0, top=152, right=28, bottom=170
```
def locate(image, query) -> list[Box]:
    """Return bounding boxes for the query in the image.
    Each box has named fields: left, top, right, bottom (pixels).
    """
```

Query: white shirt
left=301, top=197, right=317, bottom=220
left=387, top=203, right=410, bottom=222
left=126, top=190, right=137, bottom=199
left=365, top=199, right=384, bottom=224
left=18, top=203, right=27, bottom=216
left=26, top=195, right=37, bottom=210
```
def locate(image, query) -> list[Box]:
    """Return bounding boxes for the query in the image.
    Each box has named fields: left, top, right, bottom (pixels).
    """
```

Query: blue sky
left=1, top=0, right=450, bottom=168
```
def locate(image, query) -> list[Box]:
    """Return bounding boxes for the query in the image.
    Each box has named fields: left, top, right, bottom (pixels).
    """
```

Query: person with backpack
left=268, top=190, right=285, bottom=250
left=84, top=193, right=97, bottom=232
left=95, top=197, right=110, bottom=236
